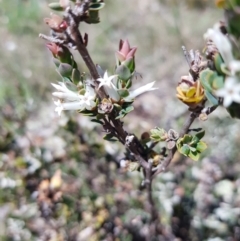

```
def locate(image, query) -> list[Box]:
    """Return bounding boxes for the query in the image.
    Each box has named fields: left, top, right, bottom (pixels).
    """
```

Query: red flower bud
left=116, top=39, right=137, bottom=63
left=44, top=14, right=67, bottom=32
left=46, top=42, right=60, bottom=57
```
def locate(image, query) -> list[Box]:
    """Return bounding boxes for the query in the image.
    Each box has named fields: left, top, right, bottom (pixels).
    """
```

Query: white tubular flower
left=52, top=82, right=79, bottom=101
left=229, top=60, right=240, bottom=75
left=97, top=71, right=120, bottom=101
left=215, top=77, right=240, bottom=107
left=124, top=81, right=157, bottom=102
left=204, top=23, right=233, bottom=65
left=52, top=82, right=96, bottom=116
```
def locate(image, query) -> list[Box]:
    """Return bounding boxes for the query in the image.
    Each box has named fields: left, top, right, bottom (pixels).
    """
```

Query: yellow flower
left=215, top=0, right=227, bottom=8
left=176, top=75, right=205, bottom=108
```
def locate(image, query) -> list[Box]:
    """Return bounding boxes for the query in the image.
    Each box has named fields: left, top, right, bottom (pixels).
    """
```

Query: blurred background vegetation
left=1, top=0, right=240, bottom=240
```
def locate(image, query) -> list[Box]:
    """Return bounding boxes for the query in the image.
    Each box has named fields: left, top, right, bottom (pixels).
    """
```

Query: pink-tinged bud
left=44, top=14, right=67, bottom=32
left=46, top=42, right=60, bottom=57
left=116, top=39, right=137, bottom=63
left=46, top=43, right=72, bottom=64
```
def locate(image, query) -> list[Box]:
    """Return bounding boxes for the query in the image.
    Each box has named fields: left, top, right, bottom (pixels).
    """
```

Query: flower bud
left=176, top=75, right=205, bottom=108
left=46, top=43, right=75, bottom=67
left=116, top=39, right=137, bottom=74
left=98, top=98, right=114, bottom=114
left=44, top=14, right=67, bottom=32
left=116, top=39, right=137, bottom=63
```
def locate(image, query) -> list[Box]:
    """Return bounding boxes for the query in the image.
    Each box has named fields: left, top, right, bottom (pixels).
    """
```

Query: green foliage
left=115, top=103, right=134, bottom=119
left=89, top=2, right=105, bottom=11
left=71, top=68, right=81, bottom=85
left=103, top=133, right=118, bottom=141
left=115, top=64, right=132, bottom=81
left=150, top=128, right=167, bottom=142
left=48, top=2, right=64, bottom=11
left=176, top=130, right=207, bottom=161
left=200, top=69, right=224, bottom=105
left=58, top=63, right=73, bottom=78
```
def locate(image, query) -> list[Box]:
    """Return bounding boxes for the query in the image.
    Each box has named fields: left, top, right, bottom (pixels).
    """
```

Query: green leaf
left=192, top=136, right=200, bottom=145
left=85, top=10, right=100, bottom=24
left=89, top=3, right=105, bottom=10
left=188, top=151, right=200, bottom=161
left=199, top=69, right=223, bottom=94
left=196, top=141, right=207, bottom=152
left=118, top=89, right=129, bottom=98
left=80, top=109, right=96, bottom=116
left=103, top=133, right=118, bottom=142
left=205, top=90, right=219, bottom=106
left=91, top=119, right=104, bottom=125
left=151, top=134, right=160, bottom=140
left=221, top=63, right=231, bottom=75
left=58, top=63, right=73, bottom=78
left=195, top=130, right=205, bottom=140
left=62, top=76, right=72, bottom=83
left=113, top=104, right=122, bottom=110
left=96, top=113, right=103, bottom=120
left=189, top=146, right=197, bottom=152
left=180, top=144, right=190, bottom=156
left=115, top=105, right=134, bottom=119
left=212, top=75, right=224, bottom=90
left=62, top=79, right=78, bottom=89
left=70, top=58, right=78, bottom=69
left=122, top=57, right=135, bottom=73
left=115, top=113, right=125, bottom=119
left=150, top=128, right=166, bottom=139
left=182, top=134, right=192, bottom=144
left=125, top=78, right=132, bottom=89
left=72, top=68, right=81, bottom=85
left=200, top=69, right=214, bottom=92
left=115, top=64, right=132, bottom=81
left=91, top=0, right=100, bottom=3
left=125, top=105, right=134, bottom=113
left=53, top=57, right=61, bottom=67
left=48, top=2, right=64, bottom=11
left=213, top=53, right=224, bottom=75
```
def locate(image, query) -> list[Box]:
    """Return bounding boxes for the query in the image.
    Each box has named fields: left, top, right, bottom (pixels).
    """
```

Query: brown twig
left=64, top=5, right=162, bottom=237
left=145, top=160, right=161, bottom=240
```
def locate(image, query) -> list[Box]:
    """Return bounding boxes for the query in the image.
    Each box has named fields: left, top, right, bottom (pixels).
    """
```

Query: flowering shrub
left=36, top=0, right=240, bottom=239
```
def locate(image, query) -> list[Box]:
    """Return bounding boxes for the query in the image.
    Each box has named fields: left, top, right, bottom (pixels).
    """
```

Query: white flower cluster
left=52, top=73, right=157, bottom=115
left=204, top=24, right=240, bottom=107
left=52, top=82, right=96, bottom=116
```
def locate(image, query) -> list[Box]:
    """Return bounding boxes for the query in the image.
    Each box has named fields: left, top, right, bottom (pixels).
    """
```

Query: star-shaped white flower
left=97, top=71, right=120, bottom=101
left=124, top=81, right=158, bottom=102
left=215, top=77, right=240, bottom=107
left=52, top=82, right=96, bottom=116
